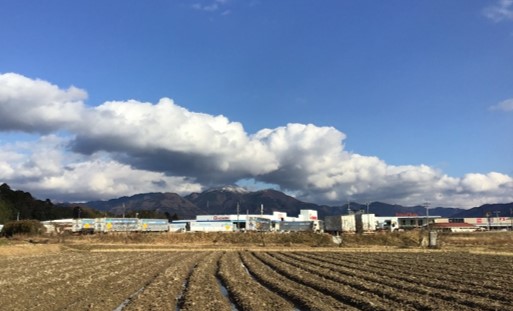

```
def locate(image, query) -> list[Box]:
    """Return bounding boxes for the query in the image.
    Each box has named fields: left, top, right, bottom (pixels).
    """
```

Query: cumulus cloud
left=0, top=135, right=202, bottom=202
left=0, top=73, right=87, bottom=132
left=484, top=0, right=513, bottom=22
left=490, top=98, right=513, bottom=111
left=1, top=72, right=512, bottom=207
left=69, top=98, right=279, bottom=183
left=31, top=159, right=203, bottom=202
left=460, top=172, right=512, bottom=192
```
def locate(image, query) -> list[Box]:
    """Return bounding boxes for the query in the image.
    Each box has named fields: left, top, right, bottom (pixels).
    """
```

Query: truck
left=247, top=217, right=271, bottom=231
left=138, top=219, right=169, bottom=232
left=169, top=222, right=187, bottom=232
left=276, top=221, right=314, bottom=232
left=71, top=218, right=95, bottom=234
left=325, top=215, right=357, bottom=233
left=355, top=213, right=376, bottom=233
left=187, top=221, right=234, bottom=232
left=94, top=218, right=139, bottom=233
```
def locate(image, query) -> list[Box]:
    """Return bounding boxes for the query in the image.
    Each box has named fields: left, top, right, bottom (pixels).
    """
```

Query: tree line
left=0, top=183, right=179, bottom=224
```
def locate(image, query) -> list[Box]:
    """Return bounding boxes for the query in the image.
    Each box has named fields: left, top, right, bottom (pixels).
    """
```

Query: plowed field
left=1, top=249, right=512, bottom=310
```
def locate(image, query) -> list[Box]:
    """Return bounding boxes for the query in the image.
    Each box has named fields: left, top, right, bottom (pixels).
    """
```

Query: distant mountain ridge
left=79, top=187, right=507, bottom=219
left=186, top=188, right=325, bottom=217
left=3, top=183, right=511, bottom=222
left=84, top=192, right=205, bottom=219
left=451, top=203, right=513, bottom=218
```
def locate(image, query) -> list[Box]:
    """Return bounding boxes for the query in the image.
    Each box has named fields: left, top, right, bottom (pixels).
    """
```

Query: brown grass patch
left=0, top=242, right=61, bottom=257
left=438, top=231, right=513, bottom=252
left=4, top=231, right=513, bottom=255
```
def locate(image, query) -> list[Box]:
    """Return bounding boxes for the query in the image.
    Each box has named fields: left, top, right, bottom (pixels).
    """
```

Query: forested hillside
left=0, top=183, right=100, bottom=223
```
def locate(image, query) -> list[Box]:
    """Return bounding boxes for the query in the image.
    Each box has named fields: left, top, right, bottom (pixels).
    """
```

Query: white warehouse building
left=173, top=209, right=323, bottom=232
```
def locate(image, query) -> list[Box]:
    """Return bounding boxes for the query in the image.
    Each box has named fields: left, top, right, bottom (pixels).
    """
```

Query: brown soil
left=1, top=248, right=513, bottom=310
left=1, top=231, right=513, bottom=310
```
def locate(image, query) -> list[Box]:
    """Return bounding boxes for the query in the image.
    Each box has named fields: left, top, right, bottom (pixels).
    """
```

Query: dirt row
left=239, top=251, right=356, bottom=310
left=267, top=252, right=455, bottom=310
left=254, top=251, right=407, bottom=311
left=122, top=252, right=205, bottom=310
left=179, top=252, right=232, bottom=311
left=310, top=251, right=513, bottom=302
left=0, top=251, right=182, bottom=311
left=217, top=252, right=294, bottom=311
left=292, top=251, right=513, bottom=310
left=1, top=249, right=512, bottom=310
left=347, top=251, right=512, bottom=281
left=374, top=253, right=512, bottom=294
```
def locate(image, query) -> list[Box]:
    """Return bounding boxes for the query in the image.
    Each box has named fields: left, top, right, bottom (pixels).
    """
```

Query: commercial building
left=173, top=209, right=323, bottom=232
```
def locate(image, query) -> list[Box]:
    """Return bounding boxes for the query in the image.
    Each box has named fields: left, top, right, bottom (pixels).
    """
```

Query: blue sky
left=0, top=0, right=512, bottom=208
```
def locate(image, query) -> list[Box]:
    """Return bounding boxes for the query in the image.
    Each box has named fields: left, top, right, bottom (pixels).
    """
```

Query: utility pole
left=366, top=202, right=370, bottom=232
left=424, top=201, right=430, bottom=229
left=494, top=211, right=501, bottom=230
left=486, top=212, right=491, bottom=231
left=510, top=208, right=513, bottom=231
left=236, top=202, right=240, bottom=231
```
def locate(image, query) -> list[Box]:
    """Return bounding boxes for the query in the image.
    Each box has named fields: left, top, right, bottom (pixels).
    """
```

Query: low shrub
left=67, top=231, right=334, bottom=247
left=333, top=230, right=424, bottom=247
left=1, top=220, right=46, bottom=237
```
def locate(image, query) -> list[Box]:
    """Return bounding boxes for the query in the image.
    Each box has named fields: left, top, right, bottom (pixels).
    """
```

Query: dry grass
left=60, top=231, right=335, bottom=249
left=2, top=230, right=513, bottom=256
left=0, top=238, right=61, bottom=257
left=335, top=230, right=425, bottom=247
left=438, top=231, right=513, bottom=251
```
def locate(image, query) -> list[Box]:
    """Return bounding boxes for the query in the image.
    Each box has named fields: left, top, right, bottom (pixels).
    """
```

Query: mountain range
left=3, top=182, right=511, bottom=222
left=80, top=186, right=513, bottom=220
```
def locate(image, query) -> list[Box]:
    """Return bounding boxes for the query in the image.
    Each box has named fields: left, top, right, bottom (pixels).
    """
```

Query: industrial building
left=433, top=217, right=512, bottom=231
left=27, top=212, right=513, bottom=235
left=173, top=209, right=323, bottom=232
left=41, top=218, right=170, bottom=234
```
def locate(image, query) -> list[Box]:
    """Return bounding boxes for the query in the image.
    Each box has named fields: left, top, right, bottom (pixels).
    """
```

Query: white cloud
left=32, top=159, right=203, bottom=202
left=490, top=98, right=513, bottom=111
left=70, top=97, right=279, bottom=181
left=484, top=0, right=513, bottom=22
left=0, top=135, right=202, bottom=202
left=460, top=172, right=512, bottom=192
left=0, top=73, right=87, bottom=132
left=191, top=0, right=229, bottom=12
left=0, top=135, right=68, bottom=182
left=1, top=73, right=512, bottom=207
